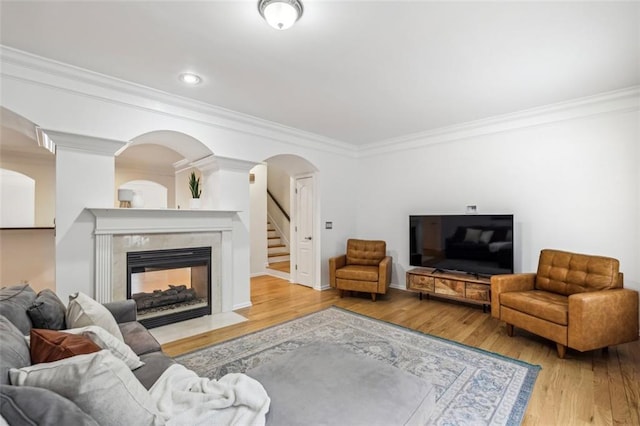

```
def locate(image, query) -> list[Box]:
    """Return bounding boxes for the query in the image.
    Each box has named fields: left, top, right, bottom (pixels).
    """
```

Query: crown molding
left=191, top=155, right=258, bottom=173
left=40, top=129, right=127, bottom=156
left=3, top=46, right=636, bottom=160
left=359, top=85, right=640, bottom=157
left=0, top=46, right=358, bottom=158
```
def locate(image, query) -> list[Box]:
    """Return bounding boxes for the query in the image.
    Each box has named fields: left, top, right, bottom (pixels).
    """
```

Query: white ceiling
left=0, top=1, right=638, bottom=146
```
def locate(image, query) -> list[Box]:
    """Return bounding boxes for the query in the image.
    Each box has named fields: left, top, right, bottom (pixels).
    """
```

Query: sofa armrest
left=103, top=300, right=137, bottom=324
left=328, top=254, right=346, bottom=288
left=568, top=288, right=639, bottom=351
left=378, top=256, right=392, bottom=292
left=490, top=273, right=536, bottom=319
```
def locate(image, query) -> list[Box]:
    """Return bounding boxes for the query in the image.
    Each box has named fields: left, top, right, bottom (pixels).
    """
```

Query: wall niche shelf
left=1, top=227, right=55, bottom=230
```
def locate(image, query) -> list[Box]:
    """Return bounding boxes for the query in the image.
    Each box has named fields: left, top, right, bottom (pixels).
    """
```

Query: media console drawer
left=407, top=274, right=435, bottom=291
left=406, top=268, right=491, bottom=312
left=434, top=278, right=465, bottom=297
left=466, top=283, right=490, bottom=302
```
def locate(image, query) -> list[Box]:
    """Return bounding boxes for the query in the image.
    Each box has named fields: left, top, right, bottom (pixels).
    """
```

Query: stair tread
left=268, top=252, right=290, bottom=257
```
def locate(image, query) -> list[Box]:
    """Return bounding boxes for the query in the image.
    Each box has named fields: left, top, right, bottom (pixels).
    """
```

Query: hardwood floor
left=162, top=275, right=640, bottom=426
left=266, top=260, right=290, bottom=273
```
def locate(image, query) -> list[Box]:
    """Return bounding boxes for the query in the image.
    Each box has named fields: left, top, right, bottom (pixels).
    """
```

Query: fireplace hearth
left=126, top=247, right=212, bottom=328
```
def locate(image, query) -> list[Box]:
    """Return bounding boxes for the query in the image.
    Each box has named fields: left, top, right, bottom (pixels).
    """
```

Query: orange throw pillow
left=30, top=328, right=101, bottom=364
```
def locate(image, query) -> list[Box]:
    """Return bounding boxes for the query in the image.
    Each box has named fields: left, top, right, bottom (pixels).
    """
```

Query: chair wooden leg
left=556, top=343, right=567, bottom=359
left=506, top=324, right=514, bottom=337
left=371, top=293, right=377, bottom=302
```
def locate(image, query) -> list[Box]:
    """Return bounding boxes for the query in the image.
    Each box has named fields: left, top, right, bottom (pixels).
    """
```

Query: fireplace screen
left=126, top=247, right=211, bottom=328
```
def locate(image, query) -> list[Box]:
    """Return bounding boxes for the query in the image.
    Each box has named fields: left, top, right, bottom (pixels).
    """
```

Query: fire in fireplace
left=126, top=247, right=212, bottom=328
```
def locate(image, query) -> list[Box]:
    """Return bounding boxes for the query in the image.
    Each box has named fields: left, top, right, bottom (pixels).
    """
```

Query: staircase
left=267, top=221, right=290, bottom=268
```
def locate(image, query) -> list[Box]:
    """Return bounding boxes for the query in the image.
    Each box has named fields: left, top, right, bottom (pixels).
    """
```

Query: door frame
left=290, top=172, right=320, bottom=289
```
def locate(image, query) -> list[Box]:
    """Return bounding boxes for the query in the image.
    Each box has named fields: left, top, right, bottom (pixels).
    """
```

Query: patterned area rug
left=176, top=307, right=540, bottom=425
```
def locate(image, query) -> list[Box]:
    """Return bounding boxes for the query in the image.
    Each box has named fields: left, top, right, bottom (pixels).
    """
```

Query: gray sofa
left=0, top=284, right=175, bottom=425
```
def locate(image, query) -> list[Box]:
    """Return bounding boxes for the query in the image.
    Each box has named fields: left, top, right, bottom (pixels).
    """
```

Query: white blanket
left=149, top=364, right=270, bottom=426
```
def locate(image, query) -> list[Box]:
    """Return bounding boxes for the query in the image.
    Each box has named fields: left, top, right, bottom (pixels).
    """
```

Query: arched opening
left=0, top=107, right=55, bottom=292
left=116, top=130, right=214, bottom=209
left=250, top=154, right=320, bottom=289
left=0, top=169, right=35, bottom=227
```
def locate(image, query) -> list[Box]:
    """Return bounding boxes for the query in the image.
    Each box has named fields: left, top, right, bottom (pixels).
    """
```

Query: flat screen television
left=409, top=214, right=514, bottom=277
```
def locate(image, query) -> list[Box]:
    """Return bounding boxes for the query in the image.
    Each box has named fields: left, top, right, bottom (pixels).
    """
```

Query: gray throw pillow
left=0, top=385, right=98, bottom=426
left=0, top=284, right=36, bottom=335
left=27, top=289, right=67, bottom=330
left=0, top=315, right=30, bottom=386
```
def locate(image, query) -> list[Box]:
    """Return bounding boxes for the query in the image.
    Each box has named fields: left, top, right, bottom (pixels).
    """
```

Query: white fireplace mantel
left=88, top=208, right=239, bottom=234
left=88, top=208, right=239, bottom=313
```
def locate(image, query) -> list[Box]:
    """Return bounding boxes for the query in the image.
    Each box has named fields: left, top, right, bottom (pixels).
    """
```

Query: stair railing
left=267, top=189, right=290, bottom=222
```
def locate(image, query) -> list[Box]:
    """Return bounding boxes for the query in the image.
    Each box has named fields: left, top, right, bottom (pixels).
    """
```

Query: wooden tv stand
left=406, top=267, right=491, bottom=312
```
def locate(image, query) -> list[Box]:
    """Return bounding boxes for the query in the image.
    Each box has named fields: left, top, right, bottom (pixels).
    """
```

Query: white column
left=48, top=130, right=127, bottom=303
left=94, top=234, right=113, bottom=303
left=191, top=155, right=258, bottom=309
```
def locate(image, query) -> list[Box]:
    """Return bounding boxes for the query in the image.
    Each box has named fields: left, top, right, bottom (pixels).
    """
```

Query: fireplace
left=126, top=247, right=212, bottom=328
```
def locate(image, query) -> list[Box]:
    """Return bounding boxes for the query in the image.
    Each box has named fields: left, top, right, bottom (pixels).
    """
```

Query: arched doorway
left=255, top=154, right=319, bottom=288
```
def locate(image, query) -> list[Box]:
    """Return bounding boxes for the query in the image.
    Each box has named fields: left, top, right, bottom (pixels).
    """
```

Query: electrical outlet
left=325, top=222, right=333, bottom=229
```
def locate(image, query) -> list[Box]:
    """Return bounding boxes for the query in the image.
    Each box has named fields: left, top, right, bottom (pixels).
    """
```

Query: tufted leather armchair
left=329, top=239, right=392, bottom=301
left=491, top=249, right=639, bottom=358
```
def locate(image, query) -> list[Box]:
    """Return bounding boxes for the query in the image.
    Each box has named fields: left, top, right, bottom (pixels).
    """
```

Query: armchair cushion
left=346, top=239, right=386, bottom=266
left=536, top=249, right=620, bottom=295
left=500, top=290, right=568, bottom=326
left=335, top=265, right=380, bottom=282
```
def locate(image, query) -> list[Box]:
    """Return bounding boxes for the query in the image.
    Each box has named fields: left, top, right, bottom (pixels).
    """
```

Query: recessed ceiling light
left=179, top=73, right=201, bottom=85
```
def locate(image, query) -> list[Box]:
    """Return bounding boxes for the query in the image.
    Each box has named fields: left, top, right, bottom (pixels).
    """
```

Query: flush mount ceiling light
left=179, top=73, right=201, bottom=85
left=258, top=0, right=303, bottom=30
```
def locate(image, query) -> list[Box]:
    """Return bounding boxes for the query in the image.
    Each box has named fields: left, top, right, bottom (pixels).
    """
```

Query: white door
left=295, top=176, right=314, bottom=287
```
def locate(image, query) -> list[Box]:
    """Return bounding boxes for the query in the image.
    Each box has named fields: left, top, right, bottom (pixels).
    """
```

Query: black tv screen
left=409, top=214, right=514, bottom=277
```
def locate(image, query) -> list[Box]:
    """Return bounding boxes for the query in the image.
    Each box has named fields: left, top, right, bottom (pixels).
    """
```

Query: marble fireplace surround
left=88, top=208, right=237, bottom=315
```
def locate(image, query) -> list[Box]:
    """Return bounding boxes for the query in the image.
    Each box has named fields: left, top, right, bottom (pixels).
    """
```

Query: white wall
left=116, top=169, right=175, bottom=208
left=0, top=229, right=55, bottom=291
left=0, top=168, right=35, bottom=227
left=0, top=155, right=55, bottom=227
left=250, top=164, right=268, bottom=276
left=356, top=109, right=640, bottom=297
left=118, top=180, right=168, bottom=209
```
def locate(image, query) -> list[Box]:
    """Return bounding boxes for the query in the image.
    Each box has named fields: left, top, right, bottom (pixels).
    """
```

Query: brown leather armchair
left=329, top=239, right=392, bottom=301
left=491, top=249, right=639, bottom=358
